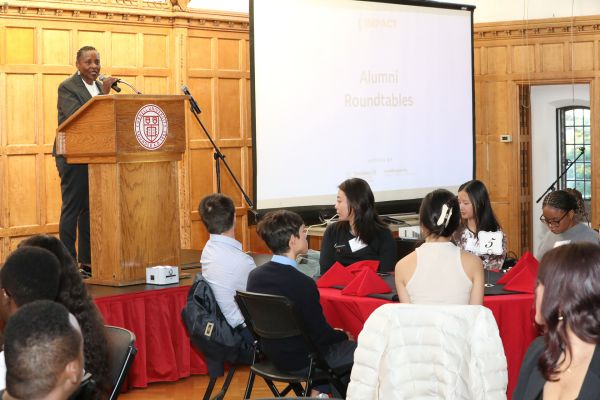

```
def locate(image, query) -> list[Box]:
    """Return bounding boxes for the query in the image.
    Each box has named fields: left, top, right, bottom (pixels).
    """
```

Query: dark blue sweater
left=246, top=261, right=347, bottom=371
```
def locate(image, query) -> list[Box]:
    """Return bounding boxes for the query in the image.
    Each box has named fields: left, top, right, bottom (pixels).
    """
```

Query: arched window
left=557, top=106, right=591, bottom=218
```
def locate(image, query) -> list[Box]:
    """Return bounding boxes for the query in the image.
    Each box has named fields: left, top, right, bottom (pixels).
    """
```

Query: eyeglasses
left=539, top=212, right=569, bottom=227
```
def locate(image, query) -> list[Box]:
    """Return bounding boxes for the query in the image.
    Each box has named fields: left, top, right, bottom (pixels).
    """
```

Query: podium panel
left=57, top=95, right=186, bottom=286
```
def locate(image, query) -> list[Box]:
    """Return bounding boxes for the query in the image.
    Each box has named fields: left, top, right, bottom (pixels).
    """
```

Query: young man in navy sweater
left=246, top=210, right=356, bottom=391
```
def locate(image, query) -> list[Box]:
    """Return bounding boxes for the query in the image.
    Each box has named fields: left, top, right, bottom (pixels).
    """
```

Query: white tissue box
left=146, top=266, right=179, bottom=285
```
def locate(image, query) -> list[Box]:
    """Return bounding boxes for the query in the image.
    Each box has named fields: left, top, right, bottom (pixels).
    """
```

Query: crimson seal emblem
left=134, top=104, right=168, bottom=150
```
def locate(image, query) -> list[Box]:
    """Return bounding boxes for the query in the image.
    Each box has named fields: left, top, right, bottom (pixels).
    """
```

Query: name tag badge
left=348, top=237, right=367, bottom=253
left=553, top=240, right=571, bottom=248
left=204, top=322, right=214, bottom=337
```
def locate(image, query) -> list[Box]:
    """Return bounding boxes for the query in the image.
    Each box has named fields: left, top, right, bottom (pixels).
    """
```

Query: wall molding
left=0, top=0, right=249, bottom=31
left=475, top=15, right=600, bottom=40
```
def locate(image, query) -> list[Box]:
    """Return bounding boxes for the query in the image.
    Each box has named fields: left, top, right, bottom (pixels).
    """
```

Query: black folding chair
left=105, top=326, right=138, bottom=400
left=235, top=291, right=349, bottom=399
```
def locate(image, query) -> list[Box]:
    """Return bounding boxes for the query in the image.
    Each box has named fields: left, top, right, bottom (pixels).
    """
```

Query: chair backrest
left=235, top=291, right=305, bottom=341
left=237, top=291, right=349, bottom=397
left=105, top=325, right=137, bottom=400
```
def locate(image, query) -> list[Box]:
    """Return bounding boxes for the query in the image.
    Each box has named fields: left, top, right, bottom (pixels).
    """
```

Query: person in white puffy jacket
left=346, top=303, right=508, bottom=400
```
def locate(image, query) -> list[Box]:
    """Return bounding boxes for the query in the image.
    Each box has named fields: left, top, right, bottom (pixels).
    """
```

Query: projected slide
left=252, top=0, right=474, bottom=210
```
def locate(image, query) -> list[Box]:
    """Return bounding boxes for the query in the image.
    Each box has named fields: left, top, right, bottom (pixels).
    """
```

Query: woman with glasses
left=513, top=243, right=600, bottom=399
left=537, top=190, right=598, bottom=259
left=454, top=180, right=506, bottom=270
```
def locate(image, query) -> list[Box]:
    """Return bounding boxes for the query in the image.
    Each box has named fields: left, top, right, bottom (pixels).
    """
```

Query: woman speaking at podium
left=319, top=178, right=396, bottom=274
left=54, top=46, right=117, bottom=275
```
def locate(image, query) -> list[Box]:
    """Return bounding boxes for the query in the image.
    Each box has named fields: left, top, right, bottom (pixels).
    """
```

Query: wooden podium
left=57, top=95, right=186, bottom=286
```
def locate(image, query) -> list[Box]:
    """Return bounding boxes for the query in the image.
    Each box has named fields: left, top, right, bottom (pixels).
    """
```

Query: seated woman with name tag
left=454, top=180, right=506, bottom=271
left=319, top=178, right=397, bottom=274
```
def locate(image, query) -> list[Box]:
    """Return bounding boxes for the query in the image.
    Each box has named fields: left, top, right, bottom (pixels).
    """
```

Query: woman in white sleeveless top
left=395, top=189, right=484, bottom=305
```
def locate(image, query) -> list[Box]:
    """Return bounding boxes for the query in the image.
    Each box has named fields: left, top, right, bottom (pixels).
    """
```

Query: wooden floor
left=120, top=365, right=290, bottom=399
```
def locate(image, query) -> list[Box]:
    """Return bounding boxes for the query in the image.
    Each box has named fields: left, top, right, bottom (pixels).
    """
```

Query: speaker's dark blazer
left=54, top=73, right=103, bottom=264
left=54, top=73, right=102, bottom=155
left=513, top=337, right=600, bottom=399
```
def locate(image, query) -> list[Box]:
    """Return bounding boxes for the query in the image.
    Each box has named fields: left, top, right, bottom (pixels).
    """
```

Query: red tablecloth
left=318, top=288, right=538, bottom=399
left=92, top=282, right=537, bottom=397
left=94, top=286, right=208, bottom=388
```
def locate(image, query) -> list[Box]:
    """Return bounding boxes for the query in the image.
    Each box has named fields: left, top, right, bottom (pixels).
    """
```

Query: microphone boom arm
left=118, top=79, right=142, bottom=94
left=98, top=75, right=142, bottom=94
left=535, top=147, right=585, bottom=203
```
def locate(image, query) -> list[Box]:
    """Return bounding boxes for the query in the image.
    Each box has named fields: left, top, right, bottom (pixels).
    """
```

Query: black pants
left=288, top=340, right=356, bottom=395
left=55, top=155, right=90, bottom=264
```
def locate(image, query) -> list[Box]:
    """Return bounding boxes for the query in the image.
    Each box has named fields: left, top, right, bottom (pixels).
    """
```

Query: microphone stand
left=535, top=147, right=585, bottom=203
left=181, top=87, right=254, bottom=208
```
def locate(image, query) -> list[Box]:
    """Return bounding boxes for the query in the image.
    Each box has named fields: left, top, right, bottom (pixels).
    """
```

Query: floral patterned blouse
left=453, top=226, right=507, bottom=271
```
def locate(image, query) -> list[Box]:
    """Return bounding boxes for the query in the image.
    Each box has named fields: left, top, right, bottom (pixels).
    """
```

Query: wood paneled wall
left=3, top=3, right=600, bottom=262
left=0, top=0, right=251, bottom=262
left=474, top=15, right=600, bottom=256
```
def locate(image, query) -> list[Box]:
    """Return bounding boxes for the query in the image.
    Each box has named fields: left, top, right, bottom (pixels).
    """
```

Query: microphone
left=181, top=85, right=202, bottom=114
left=98, top=74, right=121, bottom=93
left=579, top=146, right=585, bottom=153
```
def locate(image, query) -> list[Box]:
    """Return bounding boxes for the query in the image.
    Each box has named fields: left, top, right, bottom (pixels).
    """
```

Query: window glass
left=557, top=107, right=591, bottom=211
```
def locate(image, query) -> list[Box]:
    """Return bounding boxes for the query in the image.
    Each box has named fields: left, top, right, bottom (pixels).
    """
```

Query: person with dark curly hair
left=1, top=300, right=84, bottom=400
left=514, top=242, right=600, bottom=399
left=537, top=190, right=598, bottom=258
left=395, top=189, right=484, bottom=305
left=0, top=246, right=62, bottom=392
left=19, top=235, right=110, bottom=398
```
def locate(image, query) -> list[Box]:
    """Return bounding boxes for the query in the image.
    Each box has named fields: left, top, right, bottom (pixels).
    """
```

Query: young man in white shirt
left=199, top=193, right=256, bottom=343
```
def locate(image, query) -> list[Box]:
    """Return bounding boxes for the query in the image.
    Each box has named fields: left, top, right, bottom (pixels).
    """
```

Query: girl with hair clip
left=454, top=180, right=507, bottom=270
left=319, top=178, right=396, bottom=274
left=537, top=189, right=598, bottom=259
left=514, top=242, right=600, bottom=399
left=395, top=189, right=484, bottom=305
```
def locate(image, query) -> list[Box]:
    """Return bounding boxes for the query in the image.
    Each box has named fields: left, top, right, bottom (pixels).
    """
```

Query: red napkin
left=503, top=258, right=539, bottom=294
left=341, top=268, right=391, bottom=296
left=497, top=251, right=538, bottom=284
left=346, top=260, right=380, bottom=275
left=317, top=262, right=355, bottom=288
